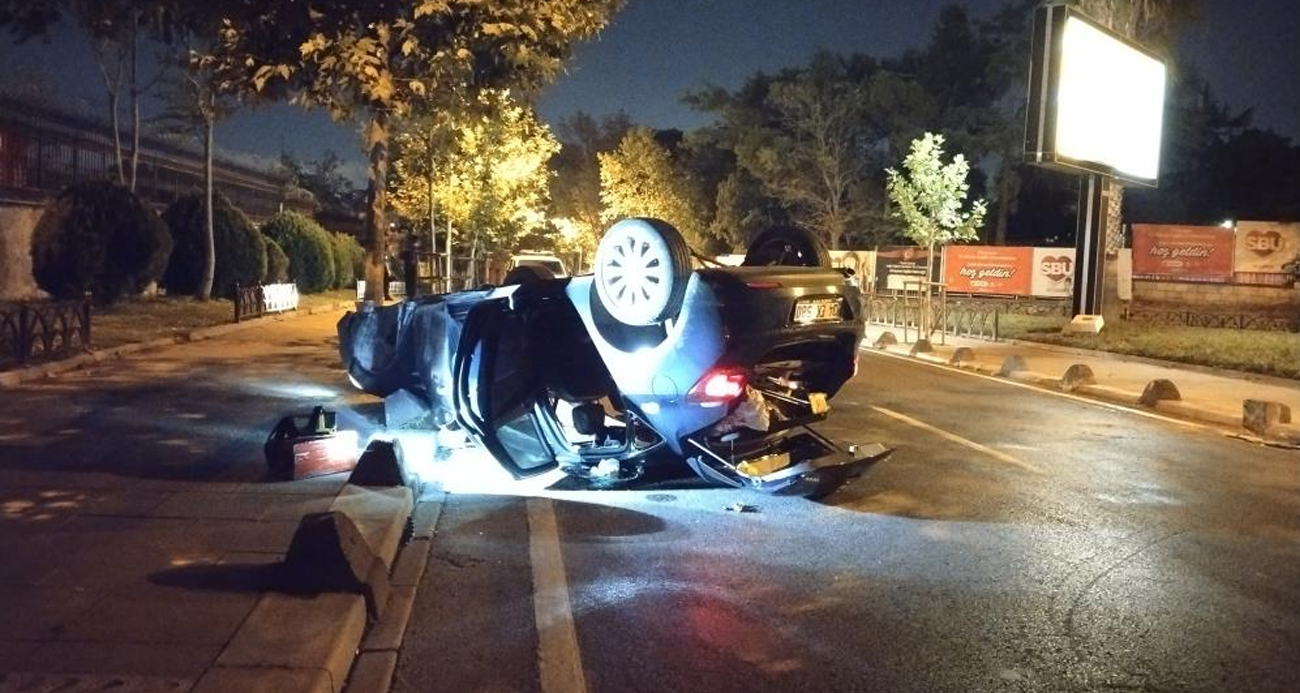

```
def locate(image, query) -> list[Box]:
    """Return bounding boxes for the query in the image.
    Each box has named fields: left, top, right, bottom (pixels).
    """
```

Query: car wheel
left=593, top=217, right=692, bottom=326
left=502, top=265, right=555, bottom=286
left=742, top=225, right=831, bottom=267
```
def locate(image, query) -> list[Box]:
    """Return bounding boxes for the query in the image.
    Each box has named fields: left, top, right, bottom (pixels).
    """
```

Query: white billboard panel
left=1031, top=248, right=1076, bottom=298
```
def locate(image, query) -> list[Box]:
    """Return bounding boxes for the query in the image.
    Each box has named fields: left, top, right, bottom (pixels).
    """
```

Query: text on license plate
left=792, top=298, right=841, bottom=324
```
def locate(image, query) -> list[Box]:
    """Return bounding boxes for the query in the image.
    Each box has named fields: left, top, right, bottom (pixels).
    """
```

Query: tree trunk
left=427, top=147, right=437, bottom=288
left=107, top=90, right=126, bottom=186
left=445, top=219, right=454, bottom=292
left=128, top=10, right=140, bottom=193
left=364, top=111, right=390, bottom=303
left=198, top=117, right=216, bottom=300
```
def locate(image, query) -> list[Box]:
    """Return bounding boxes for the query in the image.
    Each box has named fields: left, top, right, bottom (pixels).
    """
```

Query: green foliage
left=598, top=127, right=705, bottom=244
left=390, top=90, right=559, bottom=257
left=31, top=181, right=172, bottom=303
left=263, top=236, right=290, bottom=283
left=549, top=111, right=634, bottom=256
left=161, top=192, right=267, bottom=298
left=328, top=232, right=365, bottom=288
left=261, top=211, right=336, bottom=292
left=886, top=132, right=988, bottom=251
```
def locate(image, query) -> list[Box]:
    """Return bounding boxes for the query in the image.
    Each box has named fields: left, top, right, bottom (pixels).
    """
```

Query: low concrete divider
left=1139, top=379, right=1181, bottom=406
left=1060, top=364, right=1096, bottom=391
left=998, top=355, right=1028, bottom=377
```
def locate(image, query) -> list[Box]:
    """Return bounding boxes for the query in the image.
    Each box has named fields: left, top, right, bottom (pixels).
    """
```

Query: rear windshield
left=517, top=258, right=566, bottom=274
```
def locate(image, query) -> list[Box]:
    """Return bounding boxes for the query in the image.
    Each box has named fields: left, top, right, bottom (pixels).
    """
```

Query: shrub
left=261, top=211, right=335, bottom=292
left=329, top=232, right=365, bottom=288
left=31, top=181, right=172, bottom=303
left=263, top=236, right=290, bottom=283
left=161, top=192, right=267, bottom=298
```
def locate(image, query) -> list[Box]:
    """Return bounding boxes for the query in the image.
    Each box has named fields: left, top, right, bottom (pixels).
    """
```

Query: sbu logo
left=1244, top=230, right=1283, bottom=257
left=1040, top=256, right=1073, bottom=282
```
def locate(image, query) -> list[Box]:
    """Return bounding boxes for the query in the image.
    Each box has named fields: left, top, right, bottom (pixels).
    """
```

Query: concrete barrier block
left=1059, top=364, right=1096, bottom=391
left=874, top=331, right=897, bottom=348
left=1243, top=399, right=1293, bottom=435
left=283, top=511, right=391, bottom=620
left=910, top=339, right=934, bottom=355
left=998, top=355, right=1028, bottom=376
left=1139, top=378, right=1181, bottom=406
left=949, top=347, right=975, bottom=365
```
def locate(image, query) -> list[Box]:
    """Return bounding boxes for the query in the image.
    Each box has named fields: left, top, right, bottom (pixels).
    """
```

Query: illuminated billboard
left=1024, top=5, right=1167, bottom=186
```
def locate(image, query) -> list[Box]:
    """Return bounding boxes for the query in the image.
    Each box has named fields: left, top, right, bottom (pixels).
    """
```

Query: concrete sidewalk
left=862, top=323, right=1300, bottom=445
left=0, top=310, right=416, bottom=693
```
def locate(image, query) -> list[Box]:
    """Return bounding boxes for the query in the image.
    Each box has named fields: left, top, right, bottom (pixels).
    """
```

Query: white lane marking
left=527, top=497, right=588, bottom=693
left=859, top=347, right=1212, bottom=431
left=868, top=404, right=1042, bottom=473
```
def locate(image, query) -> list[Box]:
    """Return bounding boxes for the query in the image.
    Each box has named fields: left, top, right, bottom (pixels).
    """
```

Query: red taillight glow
left=689, top=368, right=746, bottom=402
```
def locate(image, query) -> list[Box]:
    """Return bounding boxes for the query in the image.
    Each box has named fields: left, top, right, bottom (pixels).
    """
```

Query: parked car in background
left=509, top=252, right=569, bottom=279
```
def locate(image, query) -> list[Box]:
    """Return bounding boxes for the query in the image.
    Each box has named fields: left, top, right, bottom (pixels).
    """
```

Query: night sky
left=3, top=0, right=1298, bottom=181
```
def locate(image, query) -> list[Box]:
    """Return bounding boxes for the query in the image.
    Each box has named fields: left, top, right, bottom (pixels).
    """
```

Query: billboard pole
left=1071, top=173, right=1111, bottom=316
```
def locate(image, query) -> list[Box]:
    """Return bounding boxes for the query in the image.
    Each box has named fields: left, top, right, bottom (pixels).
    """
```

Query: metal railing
left=0, top=297, right=92, bottom=365
left=865, top=295, right=1070, bottom=342
left=234, top=282, right=300, bottom=322
left=1122, top=307, right=1299, bottom=332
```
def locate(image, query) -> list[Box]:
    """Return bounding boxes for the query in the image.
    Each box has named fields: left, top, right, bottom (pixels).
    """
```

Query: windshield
left=517, top=258, right=566, bottom=275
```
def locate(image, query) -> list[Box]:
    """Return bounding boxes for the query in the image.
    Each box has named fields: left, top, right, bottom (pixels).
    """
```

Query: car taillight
left=688, top=368, right=747, bottom=402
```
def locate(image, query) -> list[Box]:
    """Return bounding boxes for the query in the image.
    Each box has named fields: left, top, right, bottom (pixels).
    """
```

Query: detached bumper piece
left=685, top=426, right=891, bottom=497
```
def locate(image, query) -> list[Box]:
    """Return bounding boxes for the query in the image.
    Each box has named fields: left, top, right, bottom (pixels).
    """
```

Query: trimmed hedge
left=329, top=232, right=365, bottom=289
left=161, top=192, right=267, bottom=298
left=261, top=211, right=335, bottom=293
left=263, top=236, right=290, bottom=283
left=31, top=181, right=172, bottom=303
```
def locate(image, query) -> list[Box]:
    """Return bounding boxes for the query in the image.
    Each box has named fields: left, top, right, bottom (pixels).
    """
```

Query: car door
left=452, top=296, right=563, bottom=479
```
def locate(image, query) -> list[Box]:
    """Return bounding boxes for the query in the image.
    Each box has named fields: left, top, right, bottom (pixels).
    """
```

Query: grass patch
left=997, top=313, right=1300, bottom=379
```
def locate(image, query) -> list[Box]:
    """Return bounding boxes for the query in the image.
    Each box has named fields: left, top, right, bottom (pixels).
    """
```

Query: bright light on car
left=689, top=368, right=746, bottom=402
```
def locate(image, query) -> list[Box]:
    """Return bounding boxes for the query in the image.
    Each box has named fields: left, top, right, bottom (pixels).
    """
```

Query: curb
left=0, top=300, right=356, bottom=389
left=863, top=339, right=1296, bottom=445
left=343, top=494, right=445, bottom=693
left=190, top=480, right=417, bottom=693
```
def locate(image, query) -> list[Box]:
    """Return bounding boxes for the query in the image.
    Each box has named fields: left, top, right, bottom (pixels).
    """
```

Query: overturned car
left=338, top=218, right=887, bottom=498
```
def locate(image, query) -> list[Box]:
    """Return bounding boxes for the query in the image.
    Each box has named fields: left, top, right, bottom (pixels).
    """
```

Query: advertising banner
left=943, top=246, right=1033, bottom=295
left=1031, top=248, right=1077, bottom=298
left=875, top=246, right=940, bottom=291
left=829, top=250, right=876, bottom=290
left=1131, top=224, right=1233, bottom=282
left=1234, top=221, right=1300, bottom=274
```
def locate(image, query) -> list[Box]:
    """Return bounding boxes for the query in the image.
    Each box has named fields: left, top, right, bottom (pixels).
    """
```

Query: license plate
left=792, top=298, right=841, bottom=324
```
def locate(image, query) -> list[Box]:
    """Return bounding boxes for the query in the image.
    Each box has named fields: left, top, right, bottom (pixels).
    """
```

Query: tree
left=201, top=0, right=622, bottom=301
left=550, top=111, right=634, bottom=257
left=389, top=90, right=559, bottom=284
left=688, top=54, right=885, bottom=250
left=155, top=41, right=238, bottom=300
left=886, top=132, right=987, bottom=335
left=0, top=1, right=188, bottom=191
left=599, top=127, right=705, bottom=244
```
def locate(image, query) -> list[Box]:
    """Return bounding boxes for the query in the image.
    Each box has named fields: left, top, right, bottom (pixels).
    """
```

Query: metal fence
left=0, top=298, right=91, bottom=365
left=865, top=295, right=1070, bottom=342
left=1122, top=307, right=1299, bottom=332
left=234, top=283, right=300, bottom=322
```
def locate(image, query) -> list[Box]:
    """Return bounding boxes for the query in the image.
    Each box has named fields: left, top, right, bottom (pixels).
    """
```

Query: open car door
left=452, top=296, right=564, bottom=479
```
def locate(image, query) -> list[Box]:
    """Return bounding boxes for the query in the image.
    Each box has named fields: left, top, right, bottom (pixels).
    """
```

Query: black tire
left=593, top=217, right=693, bottom=326
left=502, top=264, right=555, bottom=286
left=742, top=225, right=832, bottom=268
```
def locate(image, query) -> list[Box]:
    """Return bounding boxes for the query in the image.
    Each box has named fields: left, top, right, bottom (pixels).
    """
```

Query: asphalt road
left=393, top=350, right=1300, bottom=693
